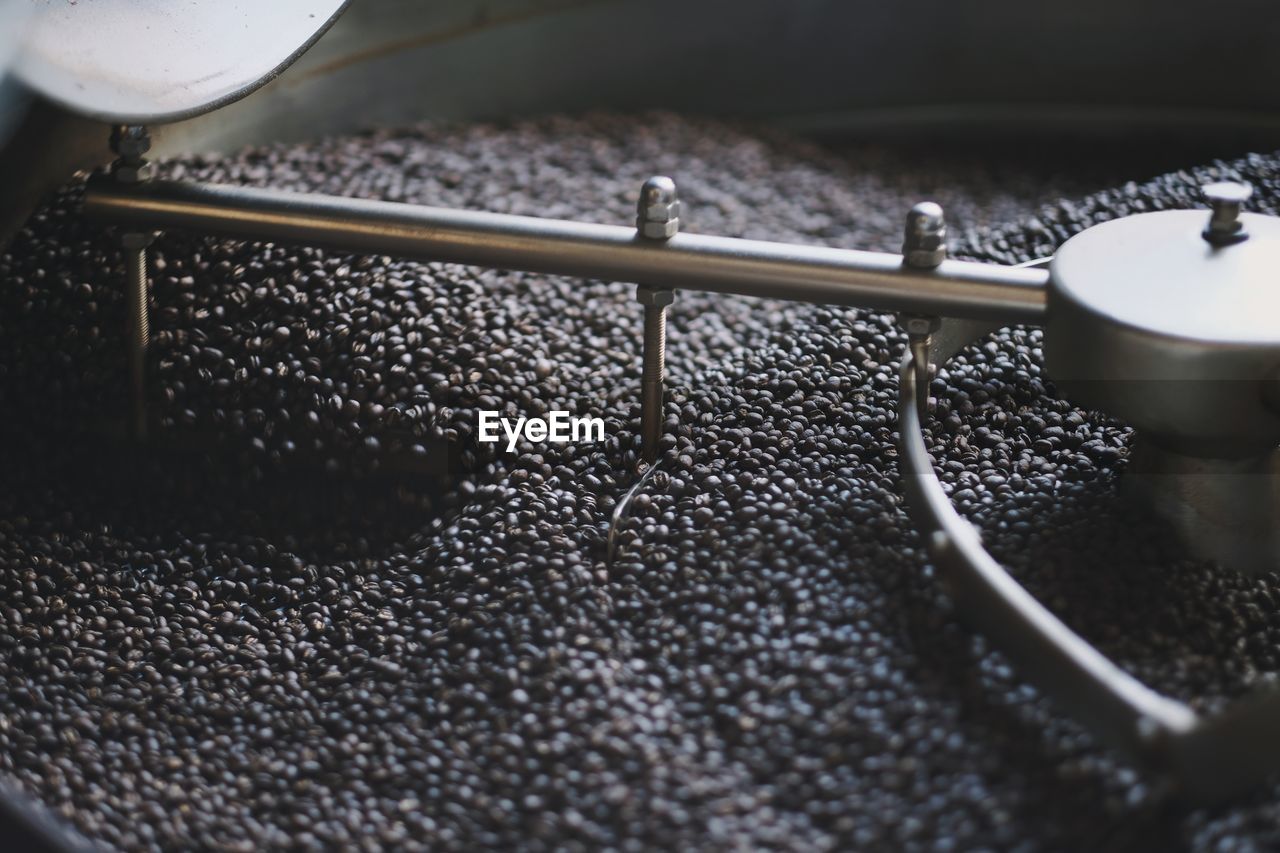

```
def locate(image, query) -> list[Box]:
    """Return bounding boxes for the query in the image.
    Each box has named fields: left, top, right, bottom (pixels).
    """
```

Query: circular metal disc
left=12, top=0, right=348, bottom=125
left=1050, top=210, right=1280, bottom=347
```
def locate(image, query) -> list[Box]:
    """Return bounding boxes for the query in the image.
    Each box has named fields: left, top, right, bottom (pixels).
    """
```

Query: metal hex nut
left=902, top=201, right=947, bottom=269
left=636, top=176, right=681, bottom=240
left=638, top=216, right=680, bottom=240
left=902, top=314, right=941, bottom=336
left=905, top=245, right=946, bottom=268
left=111, top=126, right=152, bottom=160
left=114, top=162, right=154, bottom=184
left=114, top=137, right=151, bottom=161
left=635, top=285, right=675, bottom=307
left=641, top=197, right=681, bottom=222
left=119, top=231, right=158, bottom=250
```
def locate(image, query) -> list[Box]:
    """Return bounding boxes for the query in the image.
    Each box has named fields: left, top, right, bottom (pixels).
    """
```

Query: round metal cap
left=1046, top=209, right=1280, bottom=455
left=1202, top=181, right=1254, bottom=205
left=1051, top=209, right=1280, bottom=347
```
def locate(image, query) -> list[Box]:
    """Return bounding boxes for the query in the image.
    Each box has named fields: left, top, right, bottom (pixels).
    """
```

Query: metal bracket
left=898, top=339, right=1280, bottom=805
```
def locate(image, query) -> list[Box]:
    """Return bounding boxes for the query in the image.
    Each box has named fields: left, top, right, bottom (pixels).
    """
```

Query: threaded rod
left=125, top=245, right=150, bottom=439
left=908, top=331, right=931, bottom=418
left=640, top=304, right=667, bottom=462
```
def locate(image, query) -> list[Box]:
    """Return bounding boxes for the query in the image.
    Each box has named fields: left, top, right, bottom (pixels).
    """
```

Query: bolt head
left=635, top=285, right=675, bottom=307
left=1203, top=181, right=1252, bottom=206
left=1202, top=181, right=1253, bottom=245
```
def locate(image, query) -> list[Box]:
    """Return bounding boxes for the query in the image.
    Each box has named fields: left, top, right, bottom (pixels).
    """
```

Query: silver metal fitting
left=630, top=178, right=681, bottom=465
left=111, top=125, right=153, bottom=185
left=902, top=314, right=942, bottom=336
left=902, top=201, right=947, bottom=268
left=636, top=176, right=681, bottom=240
left=113, top=162, right=154, bottom=184
left=636, top=280, right=676, bottom=464
left=635, top=284, right=675, bottom=307
left=1202, top=181, right=1252, bottom=246
left=901, top=314, right=939, bottom=418
left=110, top=125, right=152, bottom=161
left=119, top=231, right=158, bottom=250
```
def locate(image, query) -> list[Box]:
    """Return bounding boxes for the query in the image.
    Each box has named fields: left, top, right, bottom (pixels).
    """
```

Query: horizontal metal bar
left=82, top=178, right=1048, bottom=324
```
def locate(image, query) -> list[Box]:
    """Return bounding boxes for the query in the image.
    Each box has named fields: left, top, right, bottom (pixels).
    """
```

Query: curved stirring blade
left=12, top=0, right=348, bottom=125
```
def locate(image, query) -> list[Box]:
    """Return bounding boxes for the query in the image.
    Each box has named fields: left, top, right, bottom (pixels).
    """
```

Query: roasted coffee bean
left=0, top=113, right=1273, bottom=851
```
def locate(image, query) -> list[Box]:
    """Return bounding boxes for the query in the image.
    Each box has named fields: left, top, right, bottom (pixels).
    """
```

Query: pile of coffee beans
left=1, top=113, right=1279, bottom=850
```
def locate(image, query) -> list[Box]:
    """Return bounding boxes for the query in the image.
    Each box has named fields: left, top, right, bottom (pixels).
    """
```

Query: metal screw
left=902, top=201, right=947, bottom=269
left=111, top=126, right=156, bottom=439
left=635, top=176, right=680, bottom=462
left=1202, top=181, right=1252, bottom=246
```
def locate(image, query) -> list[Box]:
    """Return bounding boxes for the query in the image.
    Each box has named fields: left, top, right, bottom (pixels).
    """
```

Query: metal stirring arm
left=84, top=170, right=1280, bottom=801
left=81, top=177, right=1049, bottom=324
left=898, top=347, right=1280, bottom=805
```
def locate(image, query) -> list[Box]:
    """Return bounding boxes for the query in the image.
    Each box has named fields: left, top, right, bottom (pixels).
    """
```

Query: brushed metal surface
left=82, top=177, right=1050, bottom=323
left=1052, top=210, right=1280, bottom=346
left=13, top=0, right=348, bottom=124
left=1046, top=210, right=1280, bottom=455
